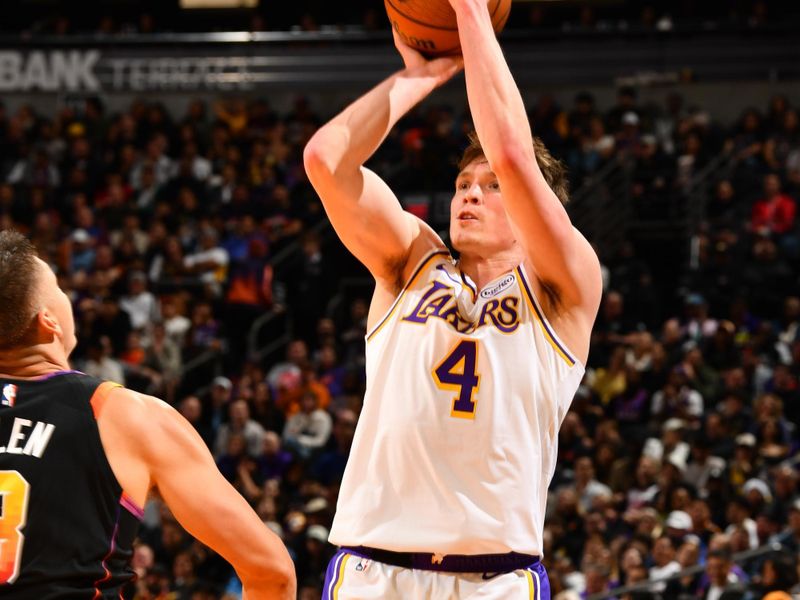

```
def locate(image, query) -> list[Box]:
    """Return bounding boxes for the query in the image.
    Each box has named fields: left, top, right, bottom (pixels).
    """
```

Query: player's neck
left=0, top=344, right=71, bottom=380
left=457, top=250, right=523, bottom=291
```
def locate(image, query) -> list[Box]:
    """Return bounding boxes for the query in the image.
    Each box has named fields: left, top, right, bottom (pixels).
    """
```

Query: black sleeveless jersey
left=0, top=371, right=141, bottom=599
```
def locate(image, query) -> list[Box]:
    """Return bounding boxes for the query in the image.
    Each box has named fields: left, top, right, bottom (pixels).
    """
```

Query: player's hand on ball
left=393, top=29, right=463, bottom=84
left=446, top=0, right=481, bottom=10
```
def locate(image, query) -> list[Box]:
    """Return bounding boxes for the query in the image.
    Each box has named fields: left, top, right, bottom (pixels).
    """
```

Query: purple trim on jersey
left=322, top=549, right=347, bottom=600
left=365, top=249, right=449, bottom=341
left=35, top=369, right=84, bottom=380
left=93, top=502, right=121, bottom=595
left=120, top=494, right=144, bottom=521
left=515, top=267, right=576, bottom=366
left=459, top=270, right=478, bottom=301
left=527, top=560, right=551, bottom=600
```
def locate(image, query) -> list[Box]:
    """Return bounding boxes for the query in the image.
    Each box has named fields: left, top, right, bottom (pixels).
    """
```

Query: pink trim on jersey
left=120, top=493, right=144, bottom=521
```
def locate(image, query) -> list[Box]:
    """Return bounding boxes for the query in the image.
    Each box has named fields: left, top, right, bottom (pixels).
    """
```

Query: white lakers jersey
left=329, top=250, right=585, bottom=556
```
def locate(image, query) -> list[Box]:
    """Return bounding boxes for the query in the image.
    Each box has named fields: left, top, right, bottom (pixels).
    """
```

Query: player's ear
left=36, top=308, right=63, bottom=340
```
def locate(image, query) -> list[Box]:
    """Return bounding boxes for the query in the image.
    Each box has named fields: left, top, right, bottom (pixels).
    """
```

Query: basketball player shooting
left=0, top=231, right=295, bottom=598
left=304, top=0, right=602, bottom=598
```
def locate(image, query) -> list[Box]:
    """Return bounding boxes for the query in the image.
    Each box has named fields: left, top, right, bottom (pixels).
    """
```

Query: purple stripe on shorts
left=527, top=560, right=551, bottom=600
left=322, top=549, right=346, bottom=600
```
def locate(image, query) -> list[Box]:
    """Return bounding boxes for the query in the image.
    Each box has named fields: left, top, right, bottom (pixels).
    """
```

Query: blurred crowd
left=6, top=0, right=795, bottom=37
left=0, top=80, right=798, bottom=599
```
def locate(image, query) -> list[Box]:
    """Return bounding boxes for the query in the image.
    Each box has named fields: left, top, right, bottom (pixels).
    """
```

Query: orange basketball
left=385, top=0, right=511, bottom=57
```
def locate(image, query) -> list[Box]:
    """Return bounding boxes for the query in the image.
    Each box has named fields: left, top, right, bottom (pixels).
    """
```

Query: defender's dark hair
left=0, top=230, right=40, bottom=349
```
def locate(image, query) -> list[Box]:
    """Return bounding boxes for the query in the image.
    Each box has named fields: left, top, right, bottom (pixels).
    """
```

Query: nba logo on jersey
left=2, top=383, right=17, bottom=407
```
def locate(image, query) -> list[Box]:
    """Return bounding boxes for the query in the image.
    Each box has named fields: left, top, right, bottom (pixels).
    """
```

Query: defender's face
left=36, top=258, right=77, bottom=355
left=449, top=159, right=517, bottom=256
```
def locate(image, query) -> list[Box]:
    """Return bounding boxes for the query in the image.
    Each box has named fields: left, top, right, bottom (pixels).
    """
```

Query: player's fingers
left=392, top=29, right=425, bottom=68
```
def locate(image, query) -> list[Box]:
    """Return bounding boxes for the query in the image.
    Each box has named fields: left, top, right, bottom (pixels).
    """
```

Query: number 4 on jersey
left=432, top=340, right=481, bottom=419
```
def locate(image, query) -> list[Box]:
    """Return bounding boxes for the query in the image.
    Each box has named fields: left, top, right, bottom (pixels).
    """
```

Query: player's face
left=449, top=159, right=517, bottom=256
left=35, top=258, right=77, bottom=355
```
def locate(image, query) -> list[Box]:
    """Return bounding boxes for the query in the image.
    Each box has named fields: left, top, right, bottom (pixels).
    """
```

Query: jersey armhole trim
left=120, top=492, right=145, bottom=520
left=90, top=381, right=124, bottom=419
left=515, top=265, right=581, bottom=368
left=366, top=249, right=450, bottom=342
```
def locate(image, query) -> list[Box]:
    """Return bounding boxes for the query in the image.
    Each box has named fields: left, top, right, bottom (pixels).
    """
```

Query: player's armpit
left=107, top=391, right=296, bottom=600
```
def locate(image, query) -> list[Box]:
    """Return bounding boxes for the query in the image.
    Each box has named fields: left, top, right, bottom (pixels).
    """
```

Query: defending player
left=0, top=230, right=295, bottom=599
left=304, top=0, right=602, bottom=598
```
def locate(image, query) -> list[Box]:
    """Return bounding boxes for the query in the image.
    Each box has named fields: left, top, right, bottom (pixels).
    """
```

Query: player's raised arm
left=98, top=388, right=296, bottom=600
left=450, top=0, right=602, bottom=319
left=302, top=36, right=461, bottom=282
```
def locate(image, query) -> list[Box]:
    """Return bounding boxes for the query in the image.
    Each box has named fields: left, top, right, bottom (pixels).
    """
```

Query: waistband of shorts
left=340, top=546, right=540, bottom=573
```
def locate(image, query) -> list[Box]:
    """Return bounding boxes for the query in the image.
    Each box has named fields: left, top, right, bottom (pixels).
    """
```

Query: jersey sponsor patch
left=1, top=384, right=17, bottom=407
left=480, top=274, right=516, bottom=299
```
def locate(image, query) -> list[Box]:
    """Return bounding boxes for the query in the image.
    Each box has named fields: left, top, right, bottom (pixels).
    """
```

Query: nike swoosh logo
left=481, top=572, right=502, bottom=580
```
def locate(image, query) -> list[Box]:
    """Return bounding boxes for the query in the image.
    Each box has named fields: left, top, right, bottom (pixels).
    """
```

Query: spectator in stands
left=94, top=295, right=133, bottom=355
left=764, top=108, right=799, bottom=172
left=268, top=339, right=308, bottom=394
left=216, top=432, right=249, bottom=483
left=642, top=418, right=689, bottom=464
left=7, top=144, right=60, bottom=188
left=282, top=390, right=332, bottom=460
left=571, top=455, right=613, bottom=514
left=591, top=345, right=628, bottom=405
left=664, top=536, right=703, bottom=597
left=312, top=408, right=357, bottom=487
left=751, top=173, right=797, bottom=239
left=82, top=335, right=125, bottom=384
left=770, top=464, right=798, bottom=521
left=699, top=548, right=746, bottom=600
left=68, top=228, right=96, bottom=274
left=606, top=86, right=641, bottom=134
left=215, top=399, right=266, bottom=459
left=183, top=227, right=229, bottom=297
left=178, top=395, right=214, bottom=449
left=616, top=111, right=644, bottom=157
left=569, top=115, right=615, bottom=179
left=188, top=300, right=222, bottom=351
left=626, top=456, right=660, bottom=510
left=204, top=375, right=232, bottom=433
left=143, top=322, right=181, bottom=402
left=120, top=270, right=159, bottom=330
left=160, top=295, right=191, bottom=347
left=685, top=437, right=727, bottom=492
left=648, top=535, right=681, bottom=592
left=728, top=433, right=759, bottom=491
left=256, top=431, right=292, bottom=483
left=706, top=179, right=742, bottom=229
left=747, top=552, right=799, bottom=598
left=725, top=496, right=759, bottom=550
left=773, top=498, right=800, bottom=553
left=582, top=562, right=614, bottom=599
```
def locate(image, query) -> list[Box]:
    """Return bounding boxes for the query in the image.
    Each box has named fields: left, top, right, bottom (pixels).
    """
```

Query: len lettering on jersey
left=0, top=417, right=56, bottom=458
